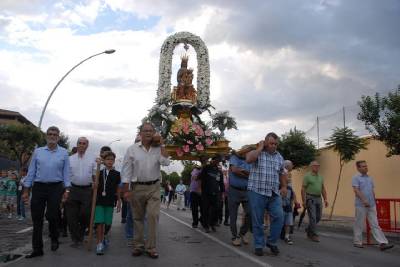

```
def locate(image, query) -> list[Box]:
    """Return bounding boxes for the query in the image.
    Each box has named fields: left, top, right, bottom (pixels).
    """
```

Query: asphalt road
left=2, top=205, right=399, bottom=267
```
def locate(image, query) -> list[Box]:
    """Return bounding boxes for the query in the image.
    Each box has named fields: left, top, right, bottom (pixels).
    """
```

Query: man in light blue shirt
left=352, top=160, right=393, bottom=251
left=22, top=126, right=71, bottom=258
left=175, top=180, right=187, bottom=211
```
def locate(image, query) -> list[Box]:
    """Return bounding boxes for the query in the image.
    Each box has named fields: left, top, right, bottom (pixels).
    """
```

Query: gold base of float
left=166, top=140, right=231, bottom=161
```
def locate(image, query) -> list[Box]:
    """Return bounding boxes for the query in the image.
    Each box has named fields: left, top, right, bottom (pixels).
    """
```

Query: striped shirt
left=247, top=150, right=284, bottom=196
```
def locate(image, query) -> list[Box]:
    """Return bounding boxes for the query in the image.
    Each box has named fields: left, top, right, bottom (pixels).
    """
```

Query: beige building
left=290, top=138, right=400, bottom=217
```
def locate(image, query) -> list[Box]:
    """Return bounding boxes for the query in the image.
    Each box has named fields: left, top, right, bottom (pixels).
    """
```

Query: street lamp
left=108, top=139, right=121, bottom=146
left=38, top=49, right=116, bottom=129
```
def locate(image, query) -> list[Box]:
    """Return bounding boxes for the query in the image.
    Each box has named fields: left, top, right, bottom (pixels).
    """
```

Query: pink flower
left=183, top=145, right=190, bottom=153
left=195, top=143, right=204, bottom=151
left=176, top=148, right=184, bottom=157
left=206, top=138, right=213, bottom=145
left=194, top=126, right=204, bottom=136
left=205, top=129, right=212, bottom=137
left=186, top=140, right=193, bottom=145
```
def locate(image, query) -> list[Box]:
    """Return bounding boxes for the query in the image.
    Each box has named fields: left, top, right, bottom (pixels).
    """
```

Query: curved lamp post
left=38, top=49, right=116, bottom=129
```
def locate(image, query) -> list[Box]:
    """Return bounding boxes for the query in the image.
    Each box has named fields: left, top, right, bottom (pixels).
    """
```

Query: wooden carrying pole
left=86, top=162, right=101, bottom=250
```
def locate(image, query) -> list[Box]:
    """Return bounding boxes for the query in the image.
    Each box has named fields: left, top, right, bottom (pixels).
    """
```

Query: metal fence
left=304, top=104, right=369, bottom=148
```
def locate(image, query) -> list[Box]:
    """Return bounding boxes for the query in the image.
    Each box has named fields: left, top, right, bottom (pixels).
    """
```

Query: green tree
left=168, top=171, right=181, bottom=188
left=57, top=132, right=70, bottom=149
left=326, top=127, right=367, bottom=219
left=279, top=128, right=317, bottom=169
left=0, top=124, right=44, bottom=169
left=358, top=86, right=400, bottom=156
left=181, top=162, right=195, bottom=185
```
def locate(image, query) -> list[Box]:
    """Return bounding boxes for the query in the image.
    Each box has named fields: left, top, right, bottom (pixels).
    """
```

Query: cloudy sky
left=1, top=0, right=399, bottom=171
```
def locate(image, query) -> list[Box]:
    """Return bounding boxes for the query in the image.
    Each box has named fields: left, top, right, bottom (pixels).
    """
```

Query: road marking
left=161, top=210, right=270, bottom=267
left=16, top=226, right=33, bottom=234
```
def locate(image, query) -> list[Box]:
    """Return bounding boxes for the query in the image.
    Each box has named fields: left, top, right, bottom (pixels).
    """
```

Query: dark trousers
left=202, top=194, right=218, bottom=228
left=224, top=195, right=230, bottom=223
left=121, top=198, right=128, bottom=220
left=30, top=182, right=64, bottom=252
left=190, top=192, right=202, bottom=226
left=65, top=186, right=92, bottom=243
left=60, top=202, right=68, bottom=235
left=17, top=190, right=25, bottom=217
left=228, top=187, right=251, bottom=239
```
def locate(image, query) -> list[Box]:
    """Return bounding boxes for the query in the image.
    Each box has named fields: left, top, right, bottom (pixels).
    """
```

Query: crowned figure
left=171, top=54, right=197, bottom=104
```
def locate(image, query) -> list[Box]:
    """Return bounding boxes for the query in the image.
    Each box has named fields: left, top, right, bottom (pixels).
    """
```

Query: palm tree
left=326, top=127, right=367, bottom=219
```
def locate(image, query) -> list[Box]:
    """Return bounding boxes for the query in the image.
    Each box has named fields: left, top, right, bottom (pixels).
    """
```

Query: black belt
left=134, top=179, right=159, bottom=185
left=34, top=181, right=62, bottom=186
left=72, top=183, right=92, bottom=188
left=230, top=185, right=247, bottom=191
left=306, top=193, right=321, bottom=197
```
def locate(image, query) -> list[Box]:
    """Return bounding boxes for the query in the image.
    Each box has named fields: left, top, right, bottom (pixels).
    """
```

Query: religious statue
left=172, top=54, right=197, bottom=104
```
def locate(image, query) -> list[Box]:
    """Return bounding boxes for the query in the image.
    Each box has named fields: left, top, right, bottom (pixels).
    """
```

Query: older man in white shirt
left=122, top=123, right=169, bottom=259
left=66, top=137, right=96, bottom=248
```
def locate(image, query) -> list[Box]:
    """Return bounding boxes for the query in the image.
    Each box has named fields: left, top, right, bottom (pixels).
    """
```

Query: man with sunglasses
left=23, top=126, right=71, bottom=258
left=66, top=137, right=96, bottom=248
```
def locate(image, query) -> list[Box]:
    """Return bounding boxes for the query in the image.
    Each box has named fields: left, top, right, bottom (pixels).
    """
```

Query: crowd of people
left=1, top=124, right=394, bottom=260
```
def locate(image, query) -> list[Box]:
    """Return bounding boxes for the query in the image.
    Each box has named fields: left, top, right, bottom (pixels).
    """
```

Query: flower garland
left=157, top=31, right=210, bottom=109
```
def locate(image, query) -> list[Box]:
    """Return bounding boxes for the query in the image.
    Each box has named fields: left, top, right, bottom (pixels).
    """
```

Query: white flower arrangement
left=157, top=31, right=210, bottom=109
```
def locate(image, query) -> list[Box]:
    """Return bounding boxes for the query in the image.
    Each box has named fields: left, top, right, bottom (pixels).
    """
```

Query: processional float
left=144, top=32, right=237, bottom=160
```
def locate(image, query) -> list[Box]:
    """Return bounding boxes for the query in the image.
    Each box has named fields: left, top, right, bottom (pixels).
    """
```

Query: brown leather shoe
left=131, top=248, right=143, bottom=257
left=308, top=235, right=320, bottom=242
left=25, top=251, right=44, bottom=258
left=146, top=250, right=159, bottom=259
left=380, top=243, right=394, bottom=251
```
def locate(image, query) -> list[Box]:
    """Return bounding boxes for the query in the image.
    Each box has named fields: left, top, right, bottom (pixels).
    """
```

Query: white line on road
left=160, top=210, right=270, bottom=267
left=16, top=226, right=33, bottom=234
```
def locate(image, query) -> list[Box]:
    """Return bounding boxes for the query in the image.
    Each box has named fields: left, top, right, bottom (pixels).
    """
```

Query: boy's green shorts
left=94, top=205, right=114, bottom=225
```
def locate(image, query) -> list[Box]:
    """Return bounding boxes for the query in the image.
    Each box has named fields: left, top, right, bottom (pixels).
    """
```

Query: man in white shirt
left=66, top=137, right=96, bottom=248
left=175, top=180, right=187, bottom=211
left=122, top=122, right=169, bottom=259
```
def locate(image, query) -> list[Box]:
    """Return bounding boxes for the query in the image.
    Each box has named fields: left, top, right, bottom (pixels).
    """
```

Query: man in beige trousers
left=121, top=122, right=170, bottom=259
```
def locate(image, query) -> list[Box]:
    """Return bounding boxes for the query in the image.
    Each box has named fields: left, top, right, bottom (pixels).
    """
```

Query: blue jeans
left=248, top=191, right=283, bottom=248
left=125, top=203, right=133, bottom=239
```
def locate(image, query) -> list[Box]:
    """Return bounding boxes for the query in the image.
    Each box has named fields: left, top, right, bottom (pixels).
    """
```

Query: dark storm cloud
left=201, top=0, right=400, bottom=127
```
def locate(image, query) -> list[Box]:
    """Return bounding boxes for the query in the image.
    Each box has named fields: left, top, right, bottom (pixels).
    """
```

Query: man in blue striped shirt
left=246, top=132, right=285, bottom=256
left=23, top=126, right=71, bottom=258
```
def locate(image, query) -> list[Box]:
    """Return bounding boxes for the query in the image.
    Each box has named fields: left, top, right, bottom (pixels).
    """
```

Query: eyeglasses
left=47, top=133, right=59, bottom=136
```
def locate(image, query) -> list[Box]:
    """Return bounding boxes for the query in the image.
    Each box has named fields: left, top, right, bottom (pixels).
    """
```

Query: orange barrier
left=366, top=198, right=400, bottom=244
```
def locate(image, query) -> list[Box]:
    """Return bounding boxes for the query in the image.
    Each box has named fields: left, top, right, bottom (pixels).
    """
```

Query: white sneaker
left=96, top=243, right=104, bottom=255
left=232, top=238, right=241, bottom=246
left=241, top=234, right=249, bottom=245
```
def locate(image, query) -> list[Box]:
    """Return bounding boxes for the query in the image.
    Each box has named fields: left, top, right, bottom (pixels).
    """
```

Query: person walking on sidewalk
left=175, top=179, right=186, bottom=211
left=17, top=168, right=27, bottom=220
left=66, top=137, right=96, bottom=248
left=352, top=160, right=394, bottom=251
left=22, top=126, right=71, bottom=258
left=301, top=161, right=328, bottom=242
left=199, top=155, right=225, bottom=233
left=121, top=122, right=170, bottom=259
left=190, top=165, right=202, bottom=228
left=94, top=151, right=121, bottom=255
left=228, top=149, right=251, bottom=247
left=246, top=132, right=285, bottom=256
